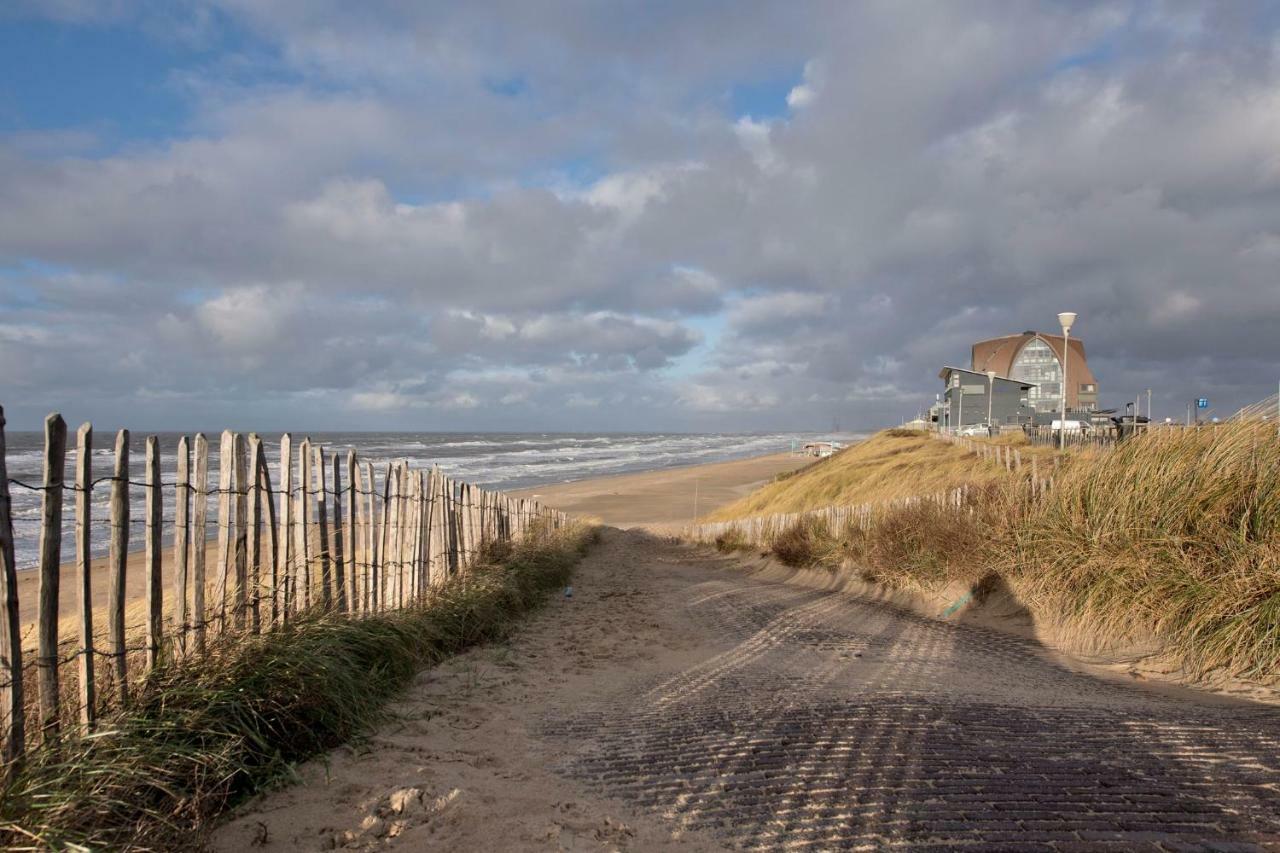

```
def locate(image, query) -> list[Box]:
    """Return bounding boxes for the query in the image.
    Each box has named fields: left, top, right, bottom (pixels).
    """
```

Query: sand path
left=211, top=529, right=1280, bottom=852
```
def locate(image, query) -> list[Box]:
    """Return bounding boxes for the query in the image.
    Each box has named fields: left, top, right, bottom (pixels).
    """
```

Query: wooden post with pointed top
left=246, top=434, right=263, bottom=633
left=297, top=438, right=312, bottom=612
left=37, top=413, right=66, bottom=740
left=331, top=451, right=346, bottom=613
left=0, top=406, right=24, bottom=765
left=107, top=429, right=129, bottom=696
left=173, top=436, right=191, bottom=657
left=366, top=461, right=380, bottom=612
left=314, top=445, right=331, bottom=610
left=233, top=432, right=248, bottom=630
left=74, top=422, right=95, bottom=731
left=216, top=430, right=234, bottom=633
left=144, top=436, right=163, bottom=671
left=345, top=450, right=357, bottom=613
left=277, top=434, right=293, bottom=622
left=376, top=461, right=391, bottom=607
left=256, top=440, right=278, bottom=629
left=191, top=434, right=208, bottom=654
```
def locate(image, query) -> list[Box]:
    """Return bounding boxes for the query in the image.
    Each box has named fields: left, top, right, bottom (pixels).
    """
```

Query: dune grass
left=713, top=424, right=1280, bottom=683
left=0, top=525, right=596, bottom=851
left=707, top=428, right=1055, bottom=521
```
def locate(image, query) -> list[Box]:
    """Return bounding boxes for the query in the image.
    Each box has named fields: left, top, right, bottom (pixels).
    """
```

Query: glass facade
left=1009, top=337, right=1062, bottom=412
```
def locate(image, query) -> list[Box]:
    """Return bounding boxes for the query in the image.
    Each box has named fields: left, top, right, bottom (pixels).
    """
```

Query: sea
left=2, top=431, right=817, bottom=570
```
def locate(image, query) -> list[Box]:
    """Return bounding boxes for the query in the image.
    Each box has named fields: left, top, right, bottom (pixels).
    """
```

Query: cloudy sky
left=2, top=1, right=1278, bottom=432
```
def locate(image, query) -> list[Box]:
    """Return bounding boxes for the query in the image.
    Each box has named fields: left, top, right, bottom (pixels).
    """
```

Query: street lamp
left=986, top=369, right=996, bottom=433
left=1057, top=312, right=1077, bottom=449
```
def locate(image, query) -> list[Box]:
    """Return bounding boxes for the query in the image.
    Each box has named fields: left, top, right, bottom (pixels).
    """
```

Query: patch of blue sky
left=665, top=312, right=728, bottom=380
left=0, top=12, right=284, bottom=150
left=517, top=153, right=610, bottom=195
left=728, top=67, right=805, bottom=121
left=484, top=74, right=529, bottom=98
left=0, top=18, right=190, bottom=138
left=0, top=259, right=76, bottom=279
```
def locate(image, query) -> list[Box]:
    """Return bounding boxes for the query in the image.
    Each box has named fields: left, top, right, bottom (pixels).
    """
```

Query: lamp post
left=1057, top=312, right=1076, bottom=449
left=986, top=369, right=996, bottom=434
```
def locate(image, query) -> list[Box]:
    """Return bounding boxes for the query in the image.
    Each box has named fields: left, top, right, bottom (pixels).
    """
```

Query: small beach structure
left=801, top=440, right=842, bottom=458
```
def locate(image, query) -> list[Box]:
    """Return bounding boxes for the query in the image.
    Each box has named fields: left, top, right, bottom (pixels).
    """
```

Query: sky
left=2, top=1, right=1279, bottom=432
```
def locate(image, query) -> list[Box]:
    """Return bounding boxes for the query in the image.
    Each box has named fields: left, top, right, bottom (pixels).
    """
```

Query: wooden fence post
left=277, top=434, right=293, bottom=623
left=255, top=441, right=277, bottom=629
left=358, top=458, right=373, bottom=612
left=145, top=436, right=163, bottom=671
left=0, top=406, right=25, bottom=764
left=74, top=423, right=95, bottom=731
left=108, top=430, right=129, bottom=698
left=386, top=464, right=401, bottom=609
left=344, top=450, right=357, bottom=613
left=246, top=434, right=262, bottom=633
left=233, top=433, right=248, bottom=631
left=331, top=452, right=346, bottom=613
left=191, top=434, right=208, bottom=654
left=37, top=413, right=66, bottom=740
left=173, top=436, right=190, bottom=657
left=379, top=464, right=393, bottom=611
left=216, top=430, right=234, bottom=633
left=314, top=445, right=331, bottom=610
left=362, top=461, right=377, bottom=613
left=297, top=438, right=312, bottom=612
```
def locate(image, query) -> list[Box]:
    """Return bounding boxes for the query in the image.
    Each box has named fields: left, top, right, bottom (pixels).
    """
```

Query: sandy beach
left=510, top=451, right=809, bottom=529
left=18, top=451, right=807, bottom=638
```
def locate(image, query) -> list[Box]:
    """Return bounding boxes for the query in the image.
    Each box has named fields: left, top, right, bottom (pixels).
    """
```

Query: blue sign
left=1197, top=398, right=1209, bottom=409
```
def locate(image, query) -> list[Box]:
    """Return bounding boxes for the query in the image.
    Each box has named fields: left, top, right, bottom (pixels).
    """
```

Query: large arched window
left=1010, top=337, right=1061, bottom=411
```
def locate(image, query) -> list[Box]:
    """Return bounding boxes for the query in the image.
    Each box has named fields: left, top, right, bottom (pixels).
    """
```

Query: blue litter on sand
left=941, top=592, right=972, bottom=618
left=564, top=586, right=574, bottom=598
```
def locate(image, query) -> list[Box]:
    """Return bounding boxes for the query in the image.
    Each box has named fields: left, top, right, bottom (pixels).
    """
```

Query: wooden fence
left=1023, top=424, right=1120, bottom=450
left=0, top=407, right=567, bottom=766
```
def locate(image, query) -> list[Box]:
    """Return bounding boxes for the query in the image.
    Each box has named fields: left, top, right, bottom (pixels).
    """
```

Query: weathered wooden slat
left=37, top=413, right=66, bottom=740
left=413, top=470, right=425, bottom=596
left=232, top=433, right=248, bottom=630
left=74, top=422, right=95, bottom=731
left=297, top=438, right=312, bottom=612
left=365, top=461, right=379, bottom=612
left=446, top=479, right=460, bottom=575
left=427, top=468, right=443, bottom=586
left=331, top=451, right=346, bottom=613
left=144, top=436, right=163, bottom=671
left=378, top=463, right=393, bottom=611
left=256, top=441, right=278, bottom=628
left=191, top=434, right=209, bottom=654
left=386, top=464, right=401, bottom=608
left=277, top=434, right=293, bottom=622
left=403, top=469, right=416, bottom=599
left=246, top=434, right=263, bottom=633
left=314, top=445, right=331, bottom=610
left=173, top=436, right=190, bottom=657
left=215, top=430, right=234, bottom=633
left=0, top=406, right=25, bottom=764
left=344, top=450, right=357, bottom=613
left=107, top=430, right=130, bottom=697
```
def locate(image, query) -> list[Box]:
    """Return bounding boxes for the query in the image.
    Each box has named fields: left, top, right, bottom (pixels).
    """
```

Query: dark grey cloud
left=3, top=1, right=1279, bottom=430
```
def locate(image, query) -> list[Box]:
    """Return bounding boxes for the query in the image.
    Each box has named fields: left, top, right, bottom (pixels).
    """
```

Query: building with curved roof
left=971, top=331, right=1098, bottom=415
